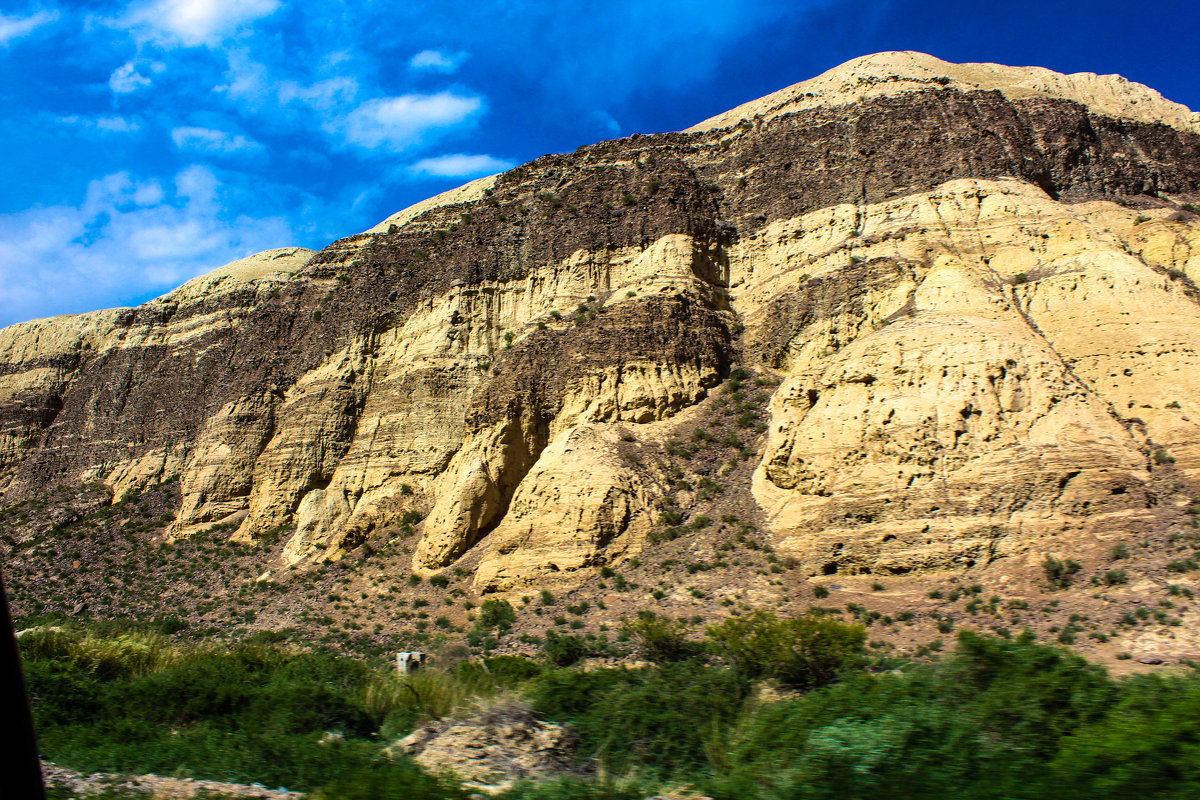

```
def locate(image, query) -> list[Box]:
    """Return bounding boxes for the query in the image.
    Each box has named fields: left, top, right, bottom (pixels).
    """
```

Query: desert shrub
left=477, top=599, right=517, bottom=632
left=541, top=631, right=612, bottom=667
left=532, top=661, right=748, bottom=778
left=705, top=610, right=866, bottom=689
left=619, top=611, right=705, bottom=663
left=1101, top=570, right=1129, bottom=586
left=1042, top=556, right=1082, bottom=588
left=707, top=632, right=1115, bottom=800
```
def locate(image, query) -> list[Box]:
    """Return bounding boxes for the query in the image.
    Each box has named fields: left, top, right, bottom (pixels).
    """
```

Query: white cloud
left=213, top=49, right=271, bottom=108
left=123, top=0, right=281, bottom=47
left=97, top=116, right=140, bottom=133
left=0, top=166, right=292, bottom=326
left=333, top=91, right=484, bottom=151
left=0, top=9, right=58, bottom=46
left=58, top=115, right=142, bottom=134
left=409, top=153, right=514, bottom=178
left=277, top=76, right=359, bottom=113
left=174, top=163, right=219, bottom=204
left=109, top=61, right=153, bottom=94
left=409, top=49, right=467, bottom=73
left=171, top=126, right=265, bottom=156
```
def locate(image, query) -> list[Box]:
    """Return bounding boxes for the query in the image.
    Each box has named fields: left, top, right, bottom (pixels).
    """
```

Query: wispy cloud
left=58, top=115, right=142, bottom=134
left=410, top=49, right=468, bottom=73
left=0, top=0, right=899, bottom=327
left=0, top=166, right=293, bottom=325
left=409, top=153, right=513, bottom=178
left=109, top=61, right=153, bottom=94
left=121, top=0, right=281, bottom=47
left=331, top=91, right=485, bottom=151
left=277, top=76, right=359, bottom=113
left=0, top=9, right=58, bottom=46
left=171, top=126, right=265, bottom=156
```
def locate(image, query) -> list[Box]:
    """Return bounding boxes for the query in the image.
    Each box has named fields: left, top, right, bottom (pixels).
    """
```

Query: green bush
left=1043, top=556, right=1082, bottom=589
left=1101, top=570, right=1129, bottom=586
left=542, top=631, right=608, bottom=667
left=619, top=611, right=705, bottom=663
left=477, top=599, right=517, bottom=633
left=1051, top=673, right=1200, bottom=798
left=311, top=759, right=467, bottom=799
left=705, top=610, right=865, bottom=689
left=25, top=644, right=383, bottom=789
left=707, top=631, right=1114, bottom=800
left=531, top=661, right=748, bottom=778
left=496, top=778, right=645, bottom=799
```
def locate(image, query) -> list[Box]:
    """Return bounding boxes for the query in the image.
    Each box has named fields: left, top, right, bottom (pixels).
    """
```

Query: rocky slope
left=3, top=52, right=1200, bottom=663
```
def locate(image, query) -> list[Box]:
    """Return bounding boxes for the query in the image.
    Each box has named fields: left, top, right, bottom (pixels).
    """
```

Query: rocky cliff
left=4, top=52, right=1200, bottom=662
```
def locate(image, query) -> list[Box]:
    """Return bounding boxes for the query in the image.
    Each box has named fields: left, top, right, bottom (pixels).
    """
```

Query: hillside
left=3, top=52, right=1200, bottom=666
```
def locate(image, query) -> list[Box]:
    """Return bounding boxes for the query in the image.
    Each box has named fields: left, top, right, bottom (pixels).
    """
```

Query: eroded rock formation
left=3, top=52, right=1200, bottom=595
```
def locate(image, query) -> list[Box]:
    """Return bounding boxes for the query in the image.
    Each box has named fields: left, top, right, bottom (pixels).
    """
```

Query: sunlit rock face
left=2, top=52, right=1199, bottom=591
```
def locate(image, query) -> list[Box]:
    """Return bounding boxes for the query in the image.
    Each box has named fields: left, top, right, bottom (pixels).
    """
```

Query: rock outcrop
left=387, top=702, right=581, bottom=792
left=2, top=52, right=1199, bottom=600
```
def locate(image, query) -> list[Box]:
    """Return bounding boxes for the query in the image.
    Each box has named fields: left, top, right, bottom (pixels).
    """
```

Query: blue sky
left=1, top=0, right=1197, bottom=326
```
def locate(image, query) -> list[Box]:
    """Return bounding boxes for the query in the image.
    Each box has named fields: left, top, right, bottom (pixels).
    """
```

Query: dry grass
left=17, top=626, right=183, bottom=680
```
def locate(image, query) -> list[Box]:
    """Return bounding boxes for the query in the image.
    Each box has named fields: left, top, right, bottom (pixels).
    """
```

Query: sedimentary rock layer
left=2, top=53, right=1199, bottom=589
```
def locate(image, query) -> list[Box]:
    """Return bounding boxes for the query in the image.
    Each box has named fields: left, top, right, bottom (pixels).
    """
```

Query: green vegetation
left=25, top=631, right=387, bottom=790
left=619, top=611, right=704, bottom=663
left=1154, top=448, right=1177, bottom=465
left=705, top=610, right=865, bottom=690
left=1043, top=555, right=1082, bottom=589
left=22, top=615, right=1200, bottom=799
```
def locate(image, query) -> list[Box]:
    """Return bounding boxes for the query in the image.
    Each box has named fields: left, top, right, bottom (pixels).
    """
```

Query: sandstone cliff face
left=2, top=54, right=1200, bottom=601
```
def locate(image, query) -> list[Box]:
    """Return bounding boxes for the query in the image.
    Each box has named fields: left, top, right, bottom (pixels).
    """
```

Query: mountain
left=3, top=52, right=1199, bottom=662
